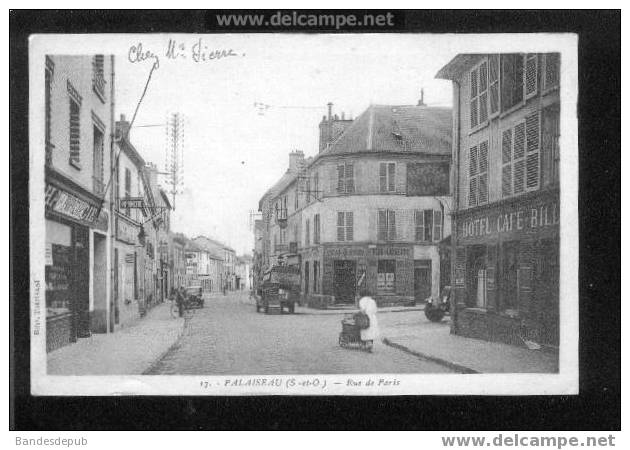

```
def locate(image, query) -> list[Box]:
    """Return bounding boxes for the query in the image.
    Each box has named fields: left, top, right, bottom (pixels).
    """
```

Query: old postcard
left=29, top=30, right=578, bottom=395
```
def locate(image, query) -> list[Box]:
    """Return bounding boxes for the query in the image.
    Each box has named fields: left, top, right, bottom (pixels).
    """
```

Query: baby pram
left=338, top=313, right=373, bottom=352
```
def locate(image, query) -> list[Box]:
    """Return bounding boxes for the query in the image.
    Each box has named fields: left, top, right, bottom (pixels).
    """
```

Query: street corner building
left=43, top=55, right=178, bottom=353
left=44, top=55, right=114, bottom=351
left=257, top=99, right=454, bottom=309
left=436, top=53, right=560, bottom=346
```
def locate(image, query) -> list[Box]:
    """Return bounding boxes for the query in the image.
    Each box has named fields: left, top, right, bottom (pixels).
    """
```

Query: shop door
left=414, top=260, right=432, bottom=303
left=73, top=226, right=90, bottom=338
left=304, top=262, right=309, bottom=295
left=501, top=242, right=519, bottom=311
left=334, top=260, right=356, bottom=304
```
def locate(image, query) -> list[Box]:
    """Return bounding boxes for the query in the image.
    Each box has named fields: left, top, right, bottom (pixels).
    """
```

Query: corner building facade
left=437, top=53, right=560, bottom=346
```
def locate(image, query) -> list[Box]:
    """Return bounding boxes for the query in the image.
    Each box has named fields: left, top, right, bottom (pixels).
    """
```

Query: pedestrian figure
left=358, top=295, right=379, bottom=346
left=176, top=286, right=186, bottom=318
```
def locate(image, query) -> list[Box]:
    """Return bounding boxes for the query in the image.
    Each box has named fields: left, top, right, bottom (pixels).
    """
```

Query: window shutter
left=514, top=122, right=526, bottom=159
left=378, top=210, right=387, bottom=241
left=468, top=145, right=478, bottom=207
left=526, top=113, right=541, bottom=190
left=502, top=165, right=512, bottom=197
left=479, top=62, right=488, bottom=123
left=470, top=98, right=478, bottom=129
left=513, top=160, right=525, bottom=194
left=415, top=210, right=424, bottom=241
left=345, top=163, right=354, bottom=193
left=388, top=163, right=395, bottom=192
left=478, top=141, right=488, bottom=204
left=379, top=163, right=387, bottom=192
left=489, top=55, right=500, bottom=116
left=388, top=210, right=396, bottom=241
left=470, top=68, right=478, bottom=98
left=346, top=212, right=354, bottom=241
left=525, top=54, right=538, bottom=97
left=433, top=210, right=443, bottom=242
left=337, top=164, right=345, bottom=193
left=502, top=129, right=512, bottom=164
left=69, top=100, right=81, bottom=163
left=337, top=212, right=345, bottom=241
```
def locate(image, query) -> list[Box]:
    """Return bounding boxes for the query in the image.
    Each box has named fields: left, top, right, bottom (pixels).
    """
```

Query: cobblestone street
left=147, top=291, right=454, bottom=375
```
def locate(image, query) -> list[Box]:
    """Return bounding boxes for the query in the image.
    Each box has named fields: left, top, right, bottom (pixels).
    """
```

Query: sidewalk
left=380, top=314, right=559, bottom=373
left=47, top=302, right=186, bottom=375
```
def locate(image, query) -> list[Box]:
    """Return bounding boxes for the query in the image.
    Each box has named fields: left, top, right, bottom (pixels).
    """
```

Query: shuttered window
left=337, top=212, right=353, bottom=242
left=489, top=54, right=500, bottom=117
left=378, top=210, right=396, bottom=241
left=414, top=210, right=424, bottom=241
left=502, top=113, right=541, bottom=197
left=468, top=141, right=488, bottom=207
left=306, top=177, right=311, bottom=203
left=92, top=54, right=106, bottom=100
left=434, top=210, right=443, bottom=241
left=313, top=214, right=321, bottom=244
left=543, top=53, right=560, bottom=90
left=337, top=162, right=354, bottom=194
left=305, top=218, right=310, bottom=245
left=379, top=162, right=396, bottom=192
left=93, top=126, right=104, bottom=194
left=501, top=54, right=525, bottom=112
left=470, top=60, right=489, bottom=129
left=69, top=98, right=81, bottom=165
left=525, top=54, right=538, bottom=98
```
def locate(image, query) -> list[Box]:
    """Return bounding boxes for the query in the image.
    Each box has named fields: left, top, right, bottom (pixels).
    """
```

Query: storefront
left=114, top=213, right=140, bottom=328
left=45, top=169, right=109, bottom=351
left=311, top=243, right=418, bottom=307
left=451, top=188, right=560, bottom=346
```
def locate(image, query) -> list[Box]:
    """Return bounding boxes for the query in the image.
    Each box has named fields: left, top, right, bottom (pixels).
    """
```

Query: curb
left=141, top=316, right=188, bottom=375
left=296, top=307, right=425, bottom=316
left=382, top=337, right=479, bottom=374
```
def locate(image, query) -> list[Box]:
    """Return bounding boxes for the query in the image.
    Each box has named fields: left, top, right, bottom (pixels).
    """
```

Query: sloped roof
left=322, top=104, right=452, bottom=156
left=259, top=170, right=297, bottom=208
left=435, top=54, right=485, bottom=80
left=193, top=235, right=233, bottom=258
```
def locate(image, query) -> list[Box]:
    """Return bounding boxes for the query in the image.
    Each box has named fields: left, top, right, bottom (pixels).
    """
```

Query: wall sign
left=459, top=201, right=559, bottom=240
left=46, top=184, right=99, bottom=224
left=119, top=197, right=145, bottom=209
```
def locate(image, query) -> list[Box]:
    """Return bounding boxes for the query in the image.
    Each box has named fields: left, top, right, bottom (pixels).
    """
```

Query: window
left=69, top=97, right=81, bottom=166
left=377, top=210, right=396, bottom=241
left=501, top=54, right=525, bottom=112
left=415, top=210, right=443, bottom=242
left=306, top=177, right=311, bottom=203
left=336, top=212, right=354, bottom=242
left=337, top=162, right=354, bottom=194
left=294, top=190, right=299, bottom=210
left=468, top=141, right=488, bottom=207
left=543, top=53, right=560, bottom=91
left=93, top=126, right=104, bottom=194
left=470, top=60, right=489, bottom=129
left=313, top=172, right=320, bottom=200
left=305, top=218, right=310, bottom=246
left=313, top=214, right=321, bottom=244
left=92, top=55, right=106, bottom=100
left=313, top=261, right=319, bottom=294
left=379, top=162, right=396, bottom=192
left=377, top=260, right=396, bottom=294
left=502, top=113, right=540, bottom=197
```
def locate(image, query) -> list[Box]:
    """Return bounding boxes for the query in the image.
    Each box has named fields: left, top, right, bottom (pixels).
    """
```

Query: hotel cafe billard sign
left=458, top=197, right=559, bottom=242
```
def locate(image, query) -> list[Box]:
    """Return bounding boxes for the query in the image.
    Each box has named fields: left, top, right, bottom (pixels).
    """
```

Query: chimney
left=417, top=88, right=425, bottom=106
left=116, top=113, right=131, bottom=140
left=145, top=162, right=159, bottom=190
left=289, top=150, right=305, bottom=174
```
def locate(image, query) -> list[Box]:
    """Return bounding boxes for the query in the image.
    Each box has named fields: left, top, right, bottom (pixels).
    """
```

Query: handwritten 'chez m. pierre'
left=128, top=38, right=242, bottom=67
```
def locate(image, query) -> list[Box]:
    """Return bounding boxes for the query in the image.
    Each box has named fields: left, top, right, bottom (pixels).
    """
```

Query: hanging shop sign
left=46, top=184, right=99, bottom=224
left=116, top=215, right=138, bottom=244
left=119, top=197, right=145, bottom=209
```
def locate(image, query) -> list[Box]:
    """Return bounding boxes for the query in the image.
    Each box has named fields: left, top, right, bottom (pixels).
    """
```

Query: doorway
left=92, top=232, right=108, bottom=333
left=73, top=226, right=91, bottom=337
left=466, top=245, right=487, bottom=308
left=333, top=260, right=356, bottom=304
left=414, top=260, right=432, bottom=303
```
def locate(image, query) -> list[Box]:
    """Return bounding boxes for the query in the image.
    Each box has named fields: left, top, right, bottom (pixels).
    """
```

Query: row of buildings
left=255, top=52, right=560, bottom=347
left=43, top=55, right=249, bottom=353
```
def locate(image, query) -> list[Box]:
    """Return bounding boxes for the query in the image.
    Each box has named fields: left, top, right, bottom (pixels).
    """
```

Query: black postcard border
left=10, top=9, right=621, bottom=431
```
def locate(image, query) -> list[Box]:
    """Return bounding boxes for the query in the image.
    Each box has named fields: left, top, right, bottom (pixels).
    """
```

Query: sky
left=114, top=34, right=457, bottom=255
